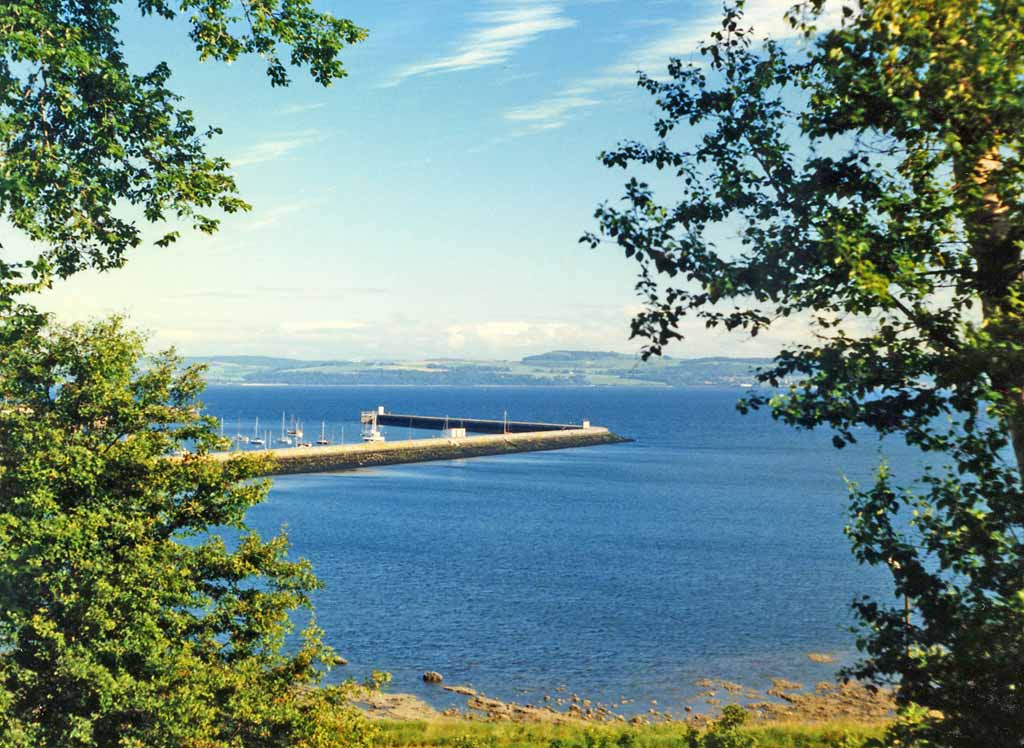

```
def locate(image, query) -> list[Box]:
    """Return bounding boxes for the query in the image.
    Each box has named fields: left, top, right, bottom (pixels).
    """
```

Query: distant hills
left=520, top=350, right=655, bottom=364
left=185, top=351, right=773, bottom=388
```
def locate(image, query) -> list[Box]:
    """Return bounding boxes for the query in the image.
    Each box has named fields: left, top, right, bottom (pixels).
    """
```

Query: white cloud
left=598, top=0, right=842, bottom=85
left=230, top=129, right=325, bottom=167
left=504, top=94, right=600, bottom=131
left=241, top=200, right=314, bottom=232
left=147, top=318, right=275, bottom=352
left=279, top=320, right=368, bottom=335
left=444, top=319, right=622, bottom=354
left=150, top=307, right=830, bottom=361
left=387, top=3, right=576, bottom=86
left=506, top=0, right=844, bottom=133
left=278, top=102, right=327, bottom=116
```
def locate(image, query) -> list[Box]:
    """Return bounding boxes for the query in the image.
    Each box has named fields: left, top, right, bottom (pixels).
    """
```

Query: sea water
left=200, top=385, right=919, bottom=714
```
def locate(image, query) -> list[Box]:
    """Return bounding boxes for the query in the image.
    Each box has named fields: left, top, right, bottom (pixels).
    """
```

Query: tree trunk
left=966, top=149, right=1024, bottom=478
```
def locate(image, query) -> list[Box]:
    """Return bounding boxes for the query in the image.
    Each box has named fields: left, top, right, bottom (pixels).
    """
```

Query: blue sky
left=27, top=0, right=824, bottom=361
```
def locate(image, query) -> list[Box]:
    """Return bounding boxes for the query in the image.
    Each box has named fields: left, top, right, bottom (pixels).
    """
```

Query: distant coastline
left=231, top=382, right=672, bottom=388
left=188, top=349, right=772, bottom=389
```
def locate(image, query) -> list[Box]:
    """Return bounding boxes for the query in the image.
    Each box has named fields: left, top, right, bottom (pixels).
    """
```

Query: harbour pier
left=207, top=410, right=629, bottom=476
left=374, top=408, right=588, bottom=434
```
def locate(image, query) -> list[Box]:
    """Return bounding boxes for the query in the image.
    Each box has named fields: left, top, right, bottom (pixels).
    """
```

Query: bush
left=0, top=316, right=370, bottom=747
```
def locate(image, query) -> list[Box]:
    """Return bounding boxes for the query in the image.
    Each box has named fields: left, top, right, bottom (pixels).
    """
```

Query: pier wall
left=208, top=427, right=628, bottom=476
left=376, top=412, right=582, bottom=434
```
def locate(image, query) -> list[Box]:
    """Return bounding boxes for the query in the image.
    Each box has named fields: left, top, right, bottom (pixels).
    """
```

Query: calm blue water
left=200, top=385, right=918, bottom=714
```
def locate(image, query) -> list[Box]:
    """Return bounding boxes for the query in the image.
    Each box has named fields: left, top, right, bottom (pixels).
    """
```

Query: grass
left=372, top=719, right=885, bottom=748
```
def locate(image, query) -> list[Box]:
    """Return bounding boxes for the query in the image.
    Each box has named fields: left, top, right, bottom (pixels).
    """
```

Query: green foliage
left=700, top=706, right=756, bottom=748
left=374, top=718, right=881, bottom=748
left=449, top=735, right=499, bottom=748
left=584, top=731, right=616, bottom=748
left=616, top=730, right=639, bottom=748
left=0, top=314, right=375, bottom=747
left=368, top=668, right=394, bottom=691
left=826, top=732, right=862, bottom=748
left=585, top=1, right=1024, bottom=746
left=0, top=0, right=365, bottom=291
left=867, top=704, right=937, bottom=748
left=715, top=706, right=749, bottom=731
left=0, top=2, right=371, bottom=745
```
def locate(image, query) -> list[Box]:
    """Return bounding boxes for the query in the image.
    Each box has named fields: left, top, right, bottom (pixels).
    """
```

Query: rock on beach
left=443, top=685, right=477, bottom=696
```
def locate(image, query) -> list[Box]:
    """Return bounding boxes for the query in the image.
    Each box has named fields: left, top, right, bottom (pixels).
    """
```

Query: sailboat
left=277, top=412, right=292, bottom=444
left=250, top=416, right=265, bottom=446
left=290, top=419, right=310, bottom=447
left=234, top=415, right=249, bottom=445
left=316, top=419, right=330, bottom=445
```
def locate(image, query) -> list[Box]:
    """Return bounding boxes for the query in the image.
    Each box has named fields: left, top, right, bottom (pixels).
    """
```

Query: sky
left=21, top=0, right=826, bottom=361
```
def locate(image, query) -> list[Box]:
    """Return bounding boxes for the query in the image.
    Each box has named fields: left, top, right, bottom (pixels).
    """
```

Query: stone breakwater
left=208, top=427, right=630, bottom=476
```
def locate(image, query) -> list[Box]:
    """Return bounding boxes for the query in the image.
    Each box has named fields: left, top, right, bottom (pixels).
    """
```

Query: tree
left=0, top=316, right=377, bottom=747
left=0, top=4, right=373, bottom=745
left=584, top=1, right=1023, bottom=745
left=0, top=0, right=366, bottom=294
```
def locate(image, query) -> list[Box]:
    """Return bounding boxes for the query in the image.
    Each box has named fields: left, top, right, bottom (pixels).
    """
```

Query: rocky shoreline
left=351, top=674, right=895, bottom=728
